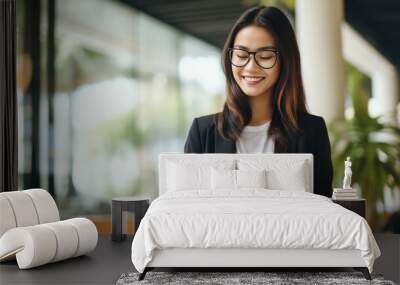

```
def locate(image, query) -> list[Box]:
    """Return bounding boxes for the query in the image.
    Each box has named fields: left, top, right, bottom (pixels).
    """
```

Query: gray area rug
left=116, top=271, right=396, bottom=285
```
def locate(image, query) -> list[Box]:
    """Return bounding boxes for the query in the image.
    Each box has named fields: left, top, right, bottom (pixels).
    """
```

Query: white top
left=236, top=121, right=275, bottom=153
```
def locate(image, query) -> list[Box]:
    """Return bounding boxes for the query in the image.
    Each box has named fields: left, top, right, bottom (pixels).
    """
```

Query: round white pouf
left=0, top=218, right=98, bottom=269
left=42, top=221, right=79, bottom=262
left=64, top=218, right=98, bottom=257
left=0, top=226, right=57, bottom=269
left=0, top=196, right=17, bottom=237
left=0, top=192, right=39, bottom=227
left=24, top=189, right=60, bottom=223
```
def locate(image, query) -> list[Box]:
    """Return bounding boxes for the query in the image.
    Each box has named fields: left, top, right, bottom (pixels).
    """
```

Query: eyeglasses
left=228, top=47, right=279, bottom=69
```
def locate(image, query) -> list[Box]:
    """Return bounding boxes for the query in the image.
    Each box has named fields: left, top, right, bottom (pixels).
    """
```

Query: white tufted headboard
left=158, top=153, right=313, bottom=195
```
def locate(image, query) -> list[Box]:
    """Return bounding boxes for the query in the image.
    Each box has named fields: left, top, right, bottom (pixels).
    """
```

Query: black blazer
left=184, top=112, right=333, bottom=198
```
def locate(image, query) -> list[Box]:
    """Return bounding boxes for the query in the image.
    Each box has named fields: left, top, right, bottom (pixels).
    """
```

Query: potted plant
left=329, top=66, right=400, bottom=231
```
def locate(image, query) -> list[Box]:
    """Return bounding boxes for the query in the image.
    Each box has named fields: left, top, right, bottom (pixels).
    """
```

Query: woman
left=184, top=6, right=333, bottom=198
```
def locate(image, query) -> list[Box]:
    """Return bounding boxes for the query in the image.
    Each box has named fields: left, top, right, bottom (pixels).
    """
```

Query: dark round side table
left=331, top=198, right=366, bottom=218
left=111, top=196, right=150, bottom=242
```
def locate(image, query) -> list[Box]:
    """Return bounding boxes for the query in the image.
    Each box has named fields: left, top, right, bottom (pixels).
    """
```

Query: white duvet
left=131, top=189, right=381, bottom=273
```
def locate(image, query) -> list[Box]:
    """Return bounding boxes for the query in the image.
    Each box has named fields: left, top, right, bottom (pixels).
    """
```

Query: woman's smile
left=242, top=75, right=265, bottom=85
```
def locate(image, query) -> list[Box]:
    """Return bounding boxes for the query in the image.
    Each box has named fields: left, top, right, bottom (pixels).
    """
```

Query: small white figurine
left=342, top=157, right=352, bottom=190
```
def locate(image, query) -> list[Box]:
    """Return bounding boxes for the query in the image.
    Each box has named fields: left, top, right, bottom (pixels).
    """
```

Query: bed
left=131, top=153, right=381, bottom=281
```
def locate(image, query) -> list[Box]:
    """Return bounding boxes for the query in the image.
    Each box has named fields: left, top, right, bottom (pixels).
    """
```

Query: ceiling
left=345, top=0, right=400, bottom=70
left=122, top=0, right=400, bottom=70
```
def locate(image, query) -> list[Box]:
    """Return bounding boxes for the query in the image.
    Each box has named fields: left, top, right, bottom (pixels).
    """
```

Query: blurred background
left=15, top=0, right=400, bottom=234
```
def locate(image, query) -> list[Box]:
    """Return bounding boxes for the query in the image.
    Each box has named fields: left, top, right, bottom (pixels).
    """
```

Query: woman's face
left=231, top=25, right=280, bottom=98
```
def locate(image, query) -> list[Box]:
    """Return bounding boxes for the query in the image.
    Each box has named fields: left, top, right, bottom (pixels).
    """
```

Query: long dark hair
left=216, top=5, right=308, bottom=152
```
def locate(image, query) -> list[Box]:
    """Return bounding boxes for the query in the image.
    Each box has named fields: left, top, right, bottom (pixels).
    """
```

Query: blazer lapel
left=215, top=131, right=236, bottom=153
left=274, top=130, right=302, bottom=153
left=287, top=131, right=298, bottom=153
left=296, top=131, right=307, bottom=153
left=287, top=130, right=306, bottom=153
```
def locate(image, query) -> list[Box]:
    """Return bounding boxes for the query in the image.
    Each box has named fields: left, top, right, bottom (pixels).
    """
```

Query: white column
left=371, top=67, right=399, bottom=123
left=342, top=24, right=399, bottom=124
left=296, top=0, right=345, bottom=122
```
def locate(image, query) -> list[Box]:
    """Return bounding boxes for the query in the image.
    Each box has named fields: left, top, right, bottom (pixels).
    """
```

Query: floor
left=0, top=234, right=399, bottom=285
left=374, top=234, right=400, bottom=284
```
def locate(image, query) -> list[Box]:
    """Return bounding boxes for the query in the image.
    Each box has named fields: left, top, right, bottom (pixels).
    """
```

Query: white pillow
left=236, top=169, right=267, bottom=188
left=167, top=162, right=210, bottom=191
left=237, top=158, right=308, bottom=192
left=211, top=168, right=267, bottom=190
left=266, top=163, right=306, bottom=191
left=166, top=159, right=235, bottom=191
left=211, top=168, right=236, bottom=190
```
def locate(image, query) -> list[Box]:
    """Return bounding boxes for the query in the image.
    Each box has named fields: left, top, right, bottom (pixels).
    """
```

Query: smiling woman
left=184, top=5, right=334, bottom=198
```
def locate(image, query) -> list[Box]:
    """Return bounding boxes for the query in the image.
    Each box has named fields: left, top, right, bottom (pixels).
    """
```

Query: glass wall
left=17, top=0, right=225, bottom=230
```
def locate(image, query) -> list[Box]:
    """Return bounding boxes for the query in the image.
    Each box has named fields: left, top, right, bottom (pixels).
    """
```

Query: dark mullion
left=47, top=0, right=55, bottom=198
left=0, top=0, right=18, bottom=192
left=23, top=0, right=41, bottom=188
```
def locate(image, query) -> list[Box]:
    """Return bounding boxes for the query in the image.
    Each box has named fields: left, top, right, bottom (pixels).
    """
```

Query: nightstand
left=111, top=197, right=150, bottom=242
left=331, top=198, right=366, bottom=218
